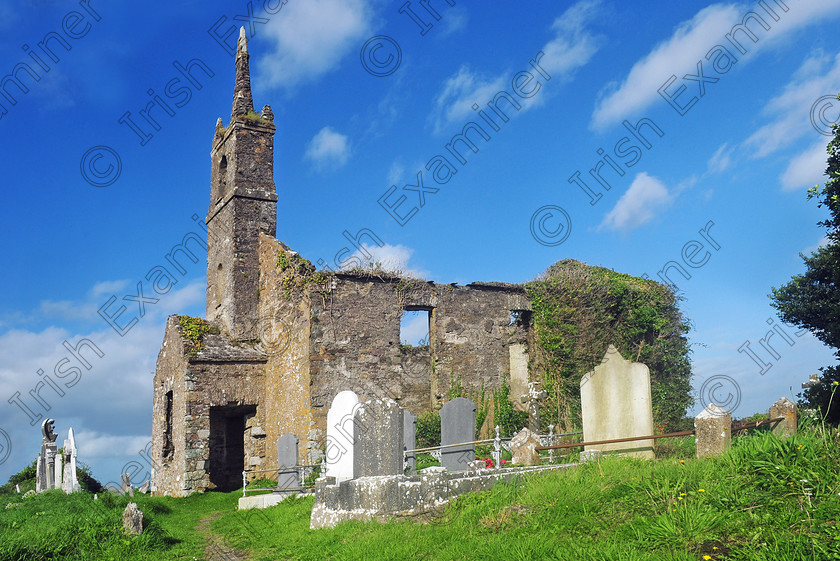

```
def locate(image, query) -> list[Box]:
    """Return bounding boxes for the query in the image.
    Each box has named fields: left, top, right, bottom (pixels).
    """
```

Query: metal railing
left=404, top=425, right=584, bottom=470
left=241, top=463, right=320, bottom=497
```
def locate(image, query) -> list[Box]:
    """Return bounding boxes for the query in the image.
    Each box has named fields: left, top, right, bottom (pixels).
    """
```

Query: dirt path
left=196, top=512, right=251, bottom=561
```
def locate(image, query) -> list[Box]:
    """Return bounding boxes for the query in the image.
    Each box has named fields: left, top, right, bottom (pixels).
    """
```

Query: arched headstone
left=325, top=390, right=360, bottom=482
left=440, top=397, right=476, bottom=472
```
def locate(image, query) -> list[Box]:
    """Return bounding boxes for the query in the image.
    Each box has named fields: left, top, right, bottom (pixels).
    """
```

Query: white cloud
left=780, top=138, right=828, bottom=191
left=707, top=143, right=733, bottom=174
left=430, top=66, right=506, bottom=134
left=304, top=127, right=350, bottom=170
left=343, top=243, right=428, bottom=279
left=599, top=172, right=672, bottom=232
left=538, top=0, right=603, bottom=78
left=429, top=0, right=601, bottom=133
left=592, top=1, right=840, bottom=130
left=745, top=51, right=840, bottom=158
left=257, top=0, right=374, bottom=90
left=592, top=4, right=740, bottom=130
left=74, top=431, right=151, bottom=460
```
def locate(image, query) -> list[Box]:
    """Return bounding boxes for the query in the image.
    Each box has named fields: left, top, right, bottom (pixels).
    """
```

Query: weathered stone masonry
left=151, top=29, right=534, bottom=496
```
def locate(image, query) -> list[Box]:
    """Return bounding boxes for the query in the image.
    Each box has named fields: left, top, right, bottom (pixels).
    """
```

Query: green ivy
left=525, top=259, right=692, bottom=433
left=493, top=382, right=528, bottom=437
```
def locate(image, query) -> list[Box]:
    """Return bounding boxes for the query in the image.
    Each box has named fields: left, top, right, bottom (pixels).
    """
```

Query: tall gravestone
left=353, top=398, right=404, bottom=477
left=580, top=345, right=655, bottom=459
left=403, top=410, right=417, bottom=475
left=326, top=391, right=360, bottom=482
left=62, top=428, right=80, bottom=493
left=440, top=397, right=476, bottom=472
left=37, top=418, right=58, bottom=493
left=276, top=433, right=300, bottom=490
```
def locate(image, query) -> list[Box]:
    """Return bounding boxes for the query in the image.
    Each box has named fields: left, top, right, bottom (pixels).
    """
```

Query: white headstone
left=62, top=427, right=80, bottom=493
left=325, top=390, right=360, bottom=482
left=580, top=345, right=654, bottom=459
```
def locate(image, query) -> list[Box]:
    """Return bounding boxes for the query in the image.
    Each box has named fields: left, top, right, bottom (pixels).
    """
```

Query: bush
left=416, top=411, right=441, bottom=449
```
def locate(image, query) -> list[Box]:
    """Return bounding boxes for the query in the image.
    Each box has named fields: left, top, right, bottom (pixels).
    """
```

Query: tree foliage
left=525, top=259, right=693, bottom=433
left=771, top=111, right=840, bottom=423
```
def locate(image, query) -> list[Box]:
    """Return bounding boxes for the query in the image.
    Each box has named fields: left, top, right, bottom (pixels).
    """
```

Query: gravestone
left=353, top=398, right=404, bottom=477
left=120, top=473, right=132, bottom=495
left=511, top=428, right=540, bottom=466
left=769, top=397, right=797, bottom=437
left=403, top=410, right=417, bottom=475
left=36, top=418, right=58, bottom=493
left=695, top=403, right=730, bottom=458
left=61, top=428, right=80, bottom=493
left=326, top=390, right=360, bottom=482
left=580, top=345, right=654, bottom=459
left=122, top=503, right=143, bottom=535
left=138, top=481, right=150, bottom=494
left=440, top=397, right=476, bottom=472
left=277, top=433, right=300, bottom=490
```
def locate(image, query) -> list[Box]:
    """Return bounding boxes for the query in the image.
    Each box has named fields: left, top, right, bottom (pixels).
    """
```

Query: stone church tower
left=206, top=28, right=277, bottom=341
left=151, top=29, right=533, bottom=497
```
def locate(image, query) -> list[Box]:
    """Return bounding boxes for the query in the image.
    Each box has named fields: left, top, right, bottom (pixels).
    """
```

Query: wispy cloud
left=429, top=0, right=602, bottom=133
left=304, top=126, right=351, bottom=170
left=592, top=1, right=840, bottom=130
left=599, top=172, right=673, bottom=232
left=745, top=51, right=840, bottom=158
left=780, top=138, right=828, bottom=191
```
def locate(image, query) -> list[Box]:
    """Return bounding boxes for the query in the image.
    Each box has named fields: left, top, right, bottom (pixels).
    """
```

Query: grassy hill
left=2, top=421, right=839, bottom=560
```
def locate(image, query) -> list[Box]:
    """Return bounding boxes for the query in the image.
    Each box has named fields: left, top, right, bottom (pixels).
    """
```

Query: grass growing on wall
left=525, top=259, right=693, bottom=433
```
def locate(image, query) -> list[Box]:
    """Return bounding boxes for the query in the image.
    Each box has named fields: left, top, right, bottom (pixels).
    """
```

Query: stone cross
left=276, top=433, right=300, bottom=491
left=440, top=397, right=476, bottom=472
left=695, top=403, right=731, bottom=458
left=769, top=397, right=797, bottom=437
left=526, top=382, right=547, bottom=432
left=403, top=410, right=417, bottom=475
left=352, top=398, right=404, bottom=477
left=326, top=390, right=360, bottom=482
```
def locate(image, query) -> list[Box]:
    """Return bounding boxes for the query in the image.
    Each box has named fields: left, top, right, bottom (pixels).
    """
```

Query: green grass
left=2, top=424, right=839, bottom=560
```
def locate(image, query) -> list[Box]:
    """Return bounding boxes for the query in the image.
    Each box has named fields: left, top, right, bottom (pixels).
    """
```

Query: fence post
left=548, top=424, right=554, bottom=464
left=242, top=470, right=247, bottom=497
left=493, top=425, right=501, bottom=470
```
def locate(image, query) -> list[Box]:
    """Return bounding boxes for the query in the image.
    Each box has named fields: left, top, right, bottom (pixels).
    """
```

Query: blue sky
left=1, top=0, right=839, bottom=485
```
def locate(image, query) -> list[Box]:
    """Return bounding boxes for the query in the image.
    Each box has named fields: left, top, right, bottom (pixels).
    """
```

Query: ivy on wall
left=525, top=259, right=693, bottom=433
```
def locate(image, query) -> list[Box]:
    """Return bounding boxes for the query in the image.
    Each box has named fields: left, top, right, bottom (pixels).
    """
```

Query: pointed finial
left=237, top=26, right=248, bottom=56
left=231, top=27, right=254, bottom=119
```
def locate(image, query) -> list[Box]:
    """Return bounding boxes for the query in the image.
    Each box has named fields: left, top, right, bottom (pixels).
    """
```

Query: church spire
left=231, top=27, right=254, bottom=120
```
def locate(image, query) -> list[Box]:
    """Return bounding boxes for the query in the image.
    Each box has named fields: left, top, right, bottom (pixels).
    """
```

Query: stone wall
left=152, top=317, right=267, bottom=496
left=306, top=274, right=532, bottom=447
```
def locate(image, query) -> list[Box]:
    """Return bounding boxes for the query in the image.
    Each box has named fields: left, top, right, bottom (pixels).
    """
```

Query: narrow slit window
left=163, top=390, right=174, bottom=459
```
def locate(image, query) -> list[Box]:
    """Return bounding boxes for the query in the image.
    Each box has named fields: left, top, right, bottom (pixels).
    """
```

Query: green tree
left=771, top=108, right=840, bottom=424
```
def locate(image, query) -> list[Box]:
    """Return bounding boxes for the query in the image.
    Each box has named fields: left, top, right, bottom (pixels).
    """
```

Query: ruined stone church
left=151, top=31, right=534, bottom=496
